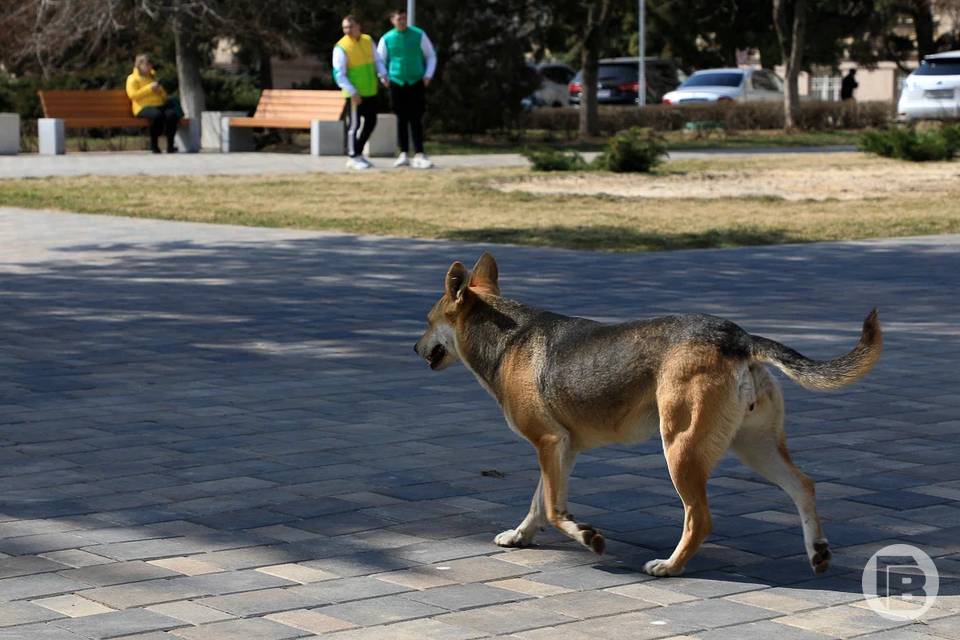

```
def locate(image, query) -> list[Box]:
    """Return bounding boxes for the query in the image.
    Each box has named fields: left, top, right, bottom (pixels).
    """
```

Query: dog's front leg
left=494, top=478, right=545, bottom=548
left=537, top=432, right=604, bottom=554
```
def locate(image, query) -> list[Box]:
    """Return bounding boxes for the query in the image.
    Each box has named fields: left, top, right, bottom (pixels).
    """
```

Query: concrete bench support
left=39, top=118, right=65, bottom=155
left=0, top=113, right=19, bottom=155
left=220, top=117, right=256, bottom=152
left=202, top=111, right=247, bottom=151
left=175, top=119, right=200, bottom=153
left=311, top=119, right=344, bottom=156
left=364, top=113, right=397, bottom=157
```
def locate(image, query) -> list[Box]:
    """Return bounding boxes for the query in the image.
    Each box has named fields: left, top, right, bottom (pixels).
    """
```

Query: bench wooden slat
left=228, top=117, right=315, bottom=129
left=38, top=89, right=190, bottom=129
left=245, top=89, right=344, bottom=127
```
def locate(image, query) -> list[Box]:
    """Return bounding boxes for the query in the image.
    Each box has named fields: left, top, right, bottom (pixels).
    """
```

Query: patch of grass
left=1, top=154, right=959, bottom=252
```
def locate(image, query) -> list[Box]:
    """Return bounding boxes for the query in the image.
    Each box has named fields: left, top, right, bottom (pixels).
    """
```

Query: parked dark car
left=569, top=57, right=684, bottom=106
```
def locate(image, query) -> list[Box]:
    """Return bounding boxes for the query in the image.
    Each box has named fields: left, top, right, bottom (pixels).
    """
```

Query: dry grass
left=2, top=153, right=959, bottom=251
left=497, top=152, right=960, bottom=202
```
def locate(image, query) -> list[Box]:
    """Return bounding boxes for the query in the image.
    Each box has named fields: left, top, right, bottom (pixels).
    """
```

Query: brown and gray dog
left=415, top=253, right=882, bottom=577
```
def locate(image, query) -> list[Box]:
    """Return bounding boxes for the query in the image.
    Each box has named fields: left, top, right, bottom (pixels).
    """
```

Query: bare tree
left=773, top=0, right=807, bottom=130
left=0, top=0, right=126, bottom=78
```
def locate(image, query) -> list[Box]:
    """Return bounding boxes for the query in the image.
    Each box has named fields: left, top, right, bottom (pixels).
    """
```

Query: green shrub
left=523, top=148, right=588, bottom=171
left=520, top=101, right=894, bottom=135
left=859, top=124, right=960, bottom=161
left=597, top=127, right=667, bottom=172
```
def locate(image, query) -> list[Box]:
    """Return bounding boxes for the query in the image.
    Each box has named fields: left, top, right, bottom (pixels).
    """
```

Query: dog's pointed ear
left=470, top=252, right=500, bottom=294
left=445, top=261, right=470, bottom=303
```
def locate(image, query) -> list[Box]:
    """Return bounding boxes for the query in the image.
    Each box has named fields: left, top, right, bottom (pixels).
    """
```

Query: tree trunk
left=774, top=0, right=806, bottom=130
left=173, top=11, right=205, bottom=118
left=912, top=0, right=936, bottom=58
left=579, top=0, right=611, bottom=138
left=257, top=42, right=273, bottom=91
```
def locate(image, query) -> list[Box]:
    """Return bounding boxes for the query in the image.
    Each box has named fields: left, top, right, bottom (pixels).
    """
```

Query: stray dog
left=415, top=253, right=882, bottom=577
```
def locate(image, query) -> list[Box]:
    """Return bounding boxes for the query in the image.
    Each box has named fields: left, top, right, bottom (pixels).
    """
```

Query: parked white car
left=898, top=51, right=960, bottom=121
left=661, top=68, right=783, bottom=104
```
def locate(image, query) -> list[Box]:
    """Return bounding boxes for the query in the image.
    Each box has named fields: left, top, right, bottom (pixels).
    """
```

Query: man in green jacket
left=377, top=9, right=437, bottom=169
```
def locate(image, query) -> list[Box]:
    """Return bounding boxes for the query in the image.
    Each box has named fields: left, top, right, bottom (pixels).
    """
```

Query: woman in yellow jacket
left=126, top=54, right=181, bottom=153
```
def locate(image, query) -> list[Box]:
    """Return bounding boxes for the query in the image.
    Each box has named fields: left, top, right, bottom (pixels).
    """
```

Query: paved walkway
left=0, top=146, right=857, bottom=179
left=0, top=207, right=958, bottom=640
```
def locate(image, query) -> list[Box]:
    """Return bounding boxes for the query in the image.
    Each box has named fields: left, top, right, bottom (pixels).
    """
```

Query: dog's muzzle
left=426, top=344, right=446, bottom=370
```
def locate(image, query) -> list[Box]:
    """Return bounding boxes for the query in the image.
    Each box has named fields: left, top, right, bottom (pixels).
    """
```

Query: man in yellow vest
left=333, top=15, right=388, bottom=170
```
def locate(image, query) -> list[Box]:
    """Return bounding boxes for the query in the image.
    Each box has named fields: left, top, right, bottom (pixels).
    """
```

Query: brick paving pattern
left=1, top=207, right=958, bottom=639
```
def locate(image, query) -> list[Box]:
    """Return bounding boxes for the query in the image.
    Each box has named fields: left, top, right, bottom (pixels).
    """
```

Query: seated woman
left=125, top=54, right=181, bottom=153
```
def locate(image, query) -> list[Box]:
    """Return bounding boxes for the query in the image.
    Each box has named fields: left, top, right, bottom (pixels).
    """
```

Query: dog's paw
left=494, top=529, right=531, bottom=548
left=576, top=522, right=605, bottom=555
left=810, top=539, right=831, bottom=575
left=643, top=558, right=683, bottom=577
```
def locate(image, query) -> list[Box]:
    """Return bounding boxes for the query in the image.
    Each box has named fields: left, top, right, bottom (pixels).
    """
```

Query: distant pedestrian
left=333, top=15, right=388, bottom=170
left=126, top=54, right=182, bottom=154
left=840, top=69, right=858, bottom=101
left=377, top=8, right=437, bottom=169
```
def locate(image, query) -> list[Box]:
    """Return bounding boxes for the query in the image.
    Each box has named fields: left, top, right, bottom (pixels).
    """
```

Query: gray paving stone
left=651, top=598, right=779, bottom=628
left=0, top=624, right=85, bottom=640
left=696, top=620, right=835, bottom=640
left=403, top=583, right=529, bottom=610
left=168, top=617, right=308, bottom=640
left=290, top=576, right=410, bottom=603
left=316, top=594, right=447, bottom=626
left=59, top=561, right=180, bottom=587
left=197, top=587, right=322, bottom=616
left=0, top=557, right=69, bottom=579
left=437, top=601, right=576, bottom=635
left=50, top=609, right=185, bottom=638
left=527, top=565, right=647, bottom=590
left=0, top=574, right=91, bottom=602
left=0, top=601, right=65, bottom=627
left=2, top=208, right=959, bottom=640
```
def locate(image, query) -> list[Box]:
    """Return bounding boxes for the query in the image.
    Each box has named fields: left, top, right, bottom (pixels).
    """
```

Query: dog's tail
left=749, top=309, right=882, bottom=391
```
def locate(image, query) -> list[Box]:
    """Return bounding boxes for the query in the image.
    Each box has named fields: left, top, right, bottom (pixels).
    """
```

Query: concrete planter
left=311, top=120, right=344, bottom=156
left=0, top=113, right=19, bottom=155
left=38, top=118, right=65, bottom=155
left=364, top=113, right=397, bottom=157
left=202, top=111, right=248, bottom=151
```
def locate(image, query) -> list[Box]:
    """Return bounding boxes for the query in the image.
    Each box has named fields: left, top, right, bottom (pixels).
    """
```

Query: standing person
left=377, top=8, right=437, bottom=169
left=125, top=54, right=182, bottom=154
left=333, top=15, right=388, bottom=170
left=840, top=68, right=858, bottom=101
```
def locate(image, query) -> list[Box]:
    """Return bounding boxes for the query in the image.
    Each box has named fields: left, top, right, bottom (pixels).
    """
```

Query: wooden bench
left=37, top=90, right=198, bottom=154
left=221, top=89, right=344, bottom=155
left=221, top=89, right=396, bottom=156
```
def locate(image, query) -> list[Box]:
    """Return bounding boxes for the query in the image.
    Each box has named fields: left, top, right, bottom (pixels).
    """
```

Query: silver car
left=898, top=51, right=960, bottom=121
left=662, top=68, right=783, bottom=104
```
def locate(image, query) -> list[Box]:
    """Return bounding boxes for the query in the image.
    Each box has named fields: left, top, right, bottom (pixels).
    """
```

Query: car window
left=750, top=71, right=778, bottom=92
left=915, top=59, right=960, bottom=76
left=598, top=64, right=636, bottom=83
left=682, top=72, right=744, bottom=88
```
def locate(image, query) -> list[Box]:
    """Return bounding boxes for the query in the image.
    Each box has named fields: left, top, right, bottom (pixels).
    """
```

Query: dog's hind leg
left=495, top=446, right=576, bottom=548
left=732, top=373, right=829, bottom=574
left=645, top=374, right=738, bottom=577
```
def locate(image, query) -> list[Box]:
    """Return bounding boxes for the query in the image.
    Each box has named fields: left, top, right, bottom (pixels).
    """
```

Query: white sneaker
left=412, top=153, right=433, bottom=169
left=346, top=157, right=371, bottom=170
left=393, top=152, right=409, bottom=167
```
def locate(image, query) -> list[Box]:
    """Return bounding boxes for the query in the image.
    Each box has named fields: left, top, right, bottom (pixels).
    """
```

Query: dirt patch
left=494, top=154, right=960, bottom=201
